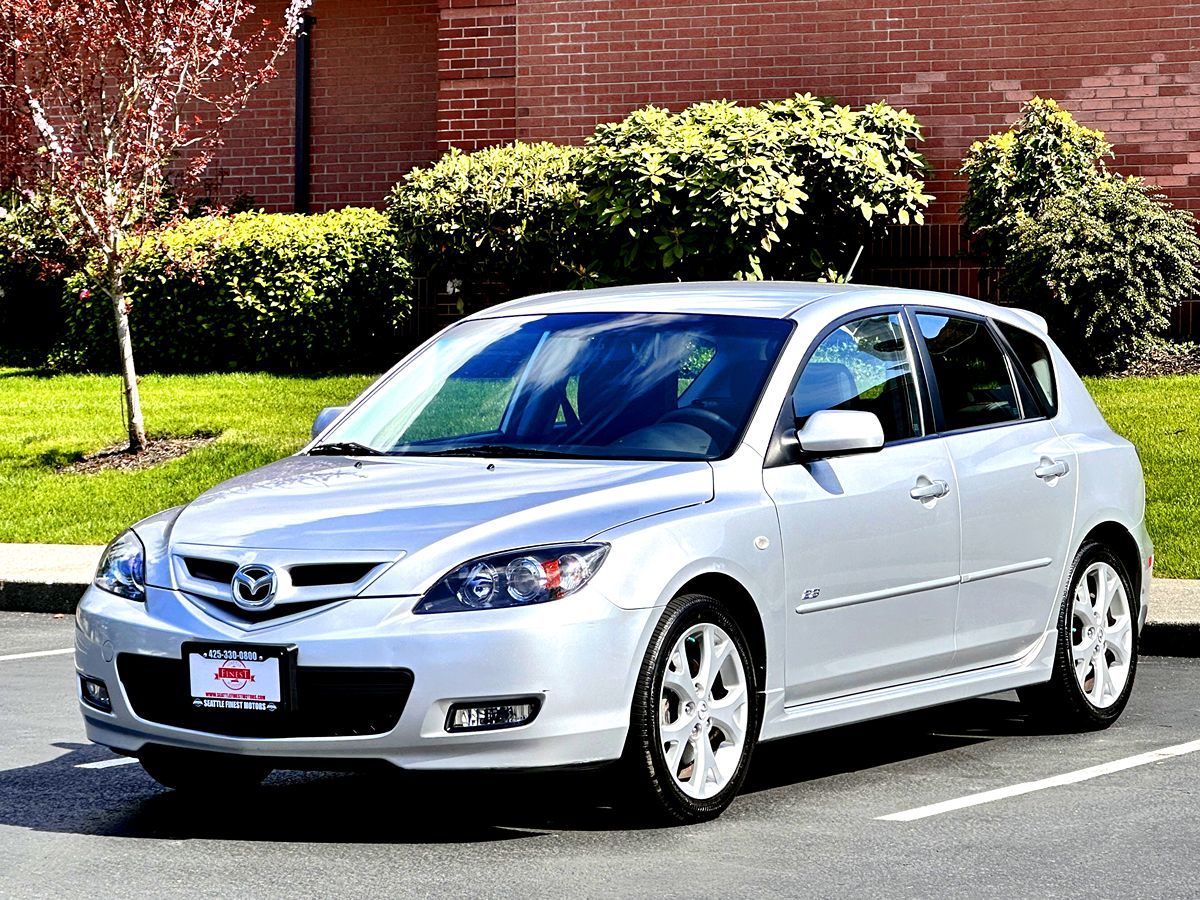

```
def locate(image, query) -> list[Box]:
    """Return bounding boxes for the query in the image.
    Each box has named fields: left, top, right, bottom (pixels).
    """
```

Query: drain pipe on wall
left=293, top=13, right=315, bottom=214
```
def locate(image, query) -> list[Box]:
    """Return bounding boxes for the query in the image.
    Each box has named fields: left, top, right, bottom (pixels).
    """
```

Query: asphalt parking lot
left=3, top=610, right=1200, bottom=899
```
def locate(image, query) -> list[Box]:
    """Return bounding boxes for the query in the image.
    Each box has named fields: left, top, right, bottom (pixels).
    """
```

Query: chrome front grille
left=183, top=557, right=237, bottom=584
left=289, top=562, right=378, bottom=586
left=170, top=545, right=402, bottom=629
left=181, top=557, right=378, bottom=589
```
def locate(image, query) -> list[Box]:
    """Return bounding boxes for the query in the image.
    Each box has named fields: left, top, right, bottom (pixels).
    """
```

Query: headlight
left=94, top=530, right=146, bottom=602
left=415, top=544, right=609, bottom=614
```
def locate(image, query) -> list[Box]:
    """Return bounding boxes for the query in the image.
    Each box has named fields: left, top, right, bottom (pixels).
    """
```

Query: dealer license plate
left=183, top=642, right=296, bottom=714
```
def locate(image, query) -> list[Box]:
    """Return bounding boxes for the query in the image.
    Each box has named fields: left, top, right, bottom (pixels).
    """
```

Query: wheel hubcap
left=1071, top=561, right=1133, bottom=709
left=658, top=622, right=749, bottom=800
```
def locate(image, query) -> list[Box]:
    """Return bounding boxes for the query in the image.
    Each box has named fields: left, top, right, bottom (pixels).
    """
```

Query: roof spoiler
left=1011, top=308, right=1049, bottom=333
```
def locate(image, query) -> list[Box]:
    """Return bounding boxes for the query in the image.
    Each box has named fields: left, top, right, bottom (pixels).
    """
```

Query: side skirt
left=758, top=628, right=1057, bottom=743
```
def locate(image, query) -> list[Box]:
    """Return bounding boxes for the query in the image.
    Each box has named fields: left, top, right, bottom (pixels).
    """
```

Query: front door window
left=793, top=313, right=923, bottom=443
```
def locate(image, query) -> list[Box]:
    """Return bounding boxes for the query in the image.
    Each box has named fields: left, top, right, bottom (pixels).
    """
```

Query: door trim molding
left=796, top=574, right=959, bottom=614
left=960, top=557, right=1053, bottom=584
left=795, top=557, right=1053, bottom=615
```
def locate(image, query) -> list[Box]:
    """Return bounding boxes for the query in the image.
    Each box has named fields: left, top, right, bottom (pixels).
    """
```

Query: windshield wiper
left=407, top=444, right=583, bottom=459
left=307, top=441, right=386, bottom=457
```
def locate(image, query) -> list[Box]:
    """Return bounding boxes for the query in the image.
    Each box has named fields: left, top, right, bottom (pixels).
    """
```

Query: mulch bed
left=58, top=432, right=219, bottom=475
left=1122, top=341, right=1200, bottom=378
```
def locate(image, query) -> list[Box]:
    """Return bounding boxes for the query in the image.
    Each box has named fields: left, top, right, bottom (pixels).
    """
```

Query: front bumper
left=75, top=583, right=655, bottom=770
left=1134, top=517, right=1153, bottom=633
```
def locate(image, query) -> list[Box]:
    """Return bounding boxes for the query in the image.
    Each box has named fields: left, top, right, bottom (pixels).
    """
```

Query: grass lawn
left=1085, top=375, right=1200, bottom=579
left=0, top=368, right=1196, bottom=578
left=0, top=368, right=372, bottom=544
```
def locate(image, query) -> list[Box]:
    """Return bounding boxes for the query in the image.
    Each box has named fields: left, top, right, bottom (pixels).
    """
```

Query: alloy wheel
left=658, top=622, right=749, bottom=800
left=1071, top=561, right=1134, bottom=709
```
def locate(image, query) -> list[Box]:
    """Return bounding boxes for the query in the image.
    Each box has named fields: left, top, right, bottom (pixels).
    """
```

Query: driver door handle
left=1035, top=458, right=1070, bottom=481
left=910, top=478, right=950, bottom=501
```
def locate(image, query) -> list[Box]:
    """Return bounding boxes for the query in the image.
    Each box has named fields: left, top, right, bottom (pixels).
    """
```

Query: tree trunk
left=108, top=268, right=147, bottom=453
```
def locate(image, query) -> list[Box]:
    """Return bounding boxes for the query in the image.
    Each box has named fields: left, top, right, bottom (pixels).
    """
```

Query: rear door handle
left=1035, top=458, right=1070, bottom=481
left=910, top=478, right=950, bottom=501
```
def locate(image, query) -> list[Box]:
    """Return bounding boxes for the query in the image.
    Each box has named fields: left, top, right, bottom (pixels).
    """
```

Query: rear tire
left=140, top=747, right=272, bottom=794
left=1019, top=541, right=1138, bottom=730
left=620, top=592, right=759, bottom=824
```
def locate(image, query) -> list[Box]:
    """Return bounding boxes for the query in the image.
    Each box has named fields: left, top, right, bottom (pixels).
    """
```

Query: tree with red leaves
left=0, top=0, right=311, bottom=451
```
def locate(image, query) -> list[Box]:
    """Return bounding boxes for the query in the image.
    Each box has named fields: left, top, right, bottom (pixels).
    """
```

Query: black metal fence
left=1172, top=300, right=1200, bottom=341
left=405, top=232, right=1200, bottom=346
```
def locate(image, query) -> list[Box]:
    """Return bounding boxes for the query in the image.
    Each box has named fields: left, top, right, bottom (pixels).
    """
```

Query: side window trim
left=901, top=305, right=945, bottom=434
left=903, top=305, right=1031, bottom=437
left=764, top=305, right=925, bottom=468
left=896, top=310, right=934, bottom=440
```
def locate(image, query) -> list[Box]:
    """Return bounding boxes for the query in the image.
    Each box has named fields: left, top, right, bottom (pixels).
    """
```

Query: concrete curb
left=0, top=581, right=86, bottom=614
left=1140, top=622, right=1200, bottom=658
left=0, top=543, right=100, bottom=614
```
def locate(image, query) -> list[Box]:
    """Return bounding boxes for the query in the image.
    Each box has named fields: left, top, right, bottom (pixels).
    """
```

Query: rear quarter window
left=997, top=322, right=1058, bottom=417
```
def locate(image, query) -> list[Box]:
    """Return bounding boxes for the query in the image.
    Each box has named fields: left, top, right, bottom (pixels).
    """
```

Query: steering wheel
left=658, top=406, right=738, bottom=448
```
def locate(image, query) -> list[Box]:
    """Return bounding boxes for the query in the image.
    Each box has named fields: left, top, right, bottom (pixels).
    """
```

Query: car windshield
left=318, top=312, right=793, bottom=460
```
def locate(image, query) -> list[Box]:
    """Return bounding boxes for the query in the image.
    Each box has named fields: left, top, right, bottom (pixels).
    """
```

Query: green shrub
left=55, top=208, right=411, bottom=373
left=0, top=195, right=80, bottom=365
left=581, top=95, right=932, bottom=282
left=960, top=97, right=1111, bottom=269
left=1005, top=176, right=1200, bottom=373
left=961, top=97, right=1200, bottom=374
left=387, top=142, right=586, bottom=293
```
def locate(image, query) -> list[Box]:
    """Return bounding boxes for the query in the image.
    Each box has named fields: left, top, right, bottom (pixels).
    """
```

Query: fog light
left=446, top=698, right=540, bottom=732
left=80, top=675, right=112, bottom=712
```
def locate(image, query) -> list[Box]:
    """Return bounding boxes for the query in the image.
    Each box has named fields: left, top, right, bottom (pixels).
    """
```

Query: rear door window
left=915, top=313, right=1021, bottom=432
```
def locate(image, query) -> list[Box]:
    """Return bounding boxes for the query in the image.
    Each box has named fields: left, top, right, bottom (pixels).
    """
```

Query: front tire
left=140, top=747, right=272, bottom=794
left=621, top=593, right=759, bottom=824
left=1019, top=541, right=1138, bottom=730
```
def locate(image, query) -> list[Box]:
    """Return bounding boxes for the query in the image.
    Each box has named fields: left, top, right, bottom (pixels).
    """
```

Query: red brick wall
left=0, top=37, right=19, bottom=189
left=309, top=0, right=441, bottom=207
left=215, top=0, right=1200, bottom=243
left=211, top=60, right=294, bottom=210
left=216, top=0, right=441, bottom=211
left=437, top=0, right=517, bottom=148
left=512, top=0, right=1200, bottom=225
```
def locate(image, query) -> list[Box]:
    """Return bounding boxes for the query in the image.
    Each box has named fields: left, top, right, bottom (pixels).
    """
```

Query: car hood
left=162, top=454, right=713, bottom=595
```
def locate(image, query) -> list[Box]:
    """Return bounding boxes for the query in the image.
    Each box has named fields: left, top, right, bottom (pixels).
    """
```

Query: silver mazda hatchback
left=76, top=283, right=1151, bottom=822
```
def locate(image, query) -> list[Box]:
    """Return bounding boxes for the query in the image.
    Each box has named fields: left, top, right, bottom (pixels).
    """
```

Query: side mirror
left=311, top=406, right=346, bottom=440
left=794, top=409, right=884, bottom=457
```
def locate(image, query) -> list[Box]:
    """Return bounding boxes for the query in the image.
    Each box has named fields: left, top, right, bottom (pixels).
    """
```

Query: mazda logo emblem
left=231, top=564, right=278, bottom=610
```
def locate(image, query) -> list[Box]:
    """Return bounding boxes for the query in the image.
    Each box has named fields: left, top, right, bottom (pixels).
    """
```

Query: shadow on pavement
left=1, top=694, right=1039, bottom=842
left=743, top=694, right=1031, bottom=795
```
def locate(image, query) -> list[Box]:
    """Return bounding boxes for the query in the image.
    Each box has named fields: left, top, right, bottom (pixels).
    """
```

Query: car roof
left=471, top=282, right=1048, bottom=333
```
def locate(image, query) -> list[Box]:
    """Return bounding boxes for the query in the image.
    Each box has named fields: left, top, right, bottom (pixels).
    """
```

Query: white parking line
left=75, top=757, right=139, bottom=770
left=878, top=738, right=1200, bottom=822
left=0, top=648, right=73, bottom=662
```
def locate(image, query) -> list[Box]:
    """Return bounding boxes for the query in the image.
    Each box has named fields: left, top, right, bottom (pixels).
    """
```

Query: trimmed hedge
left=386, top=95, right=932, bottom=294
left=55, top=208, right=411, bottom=373
left=388, top=142, right=587, bottom=292
left=582, top=95, right=932, bottom=281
